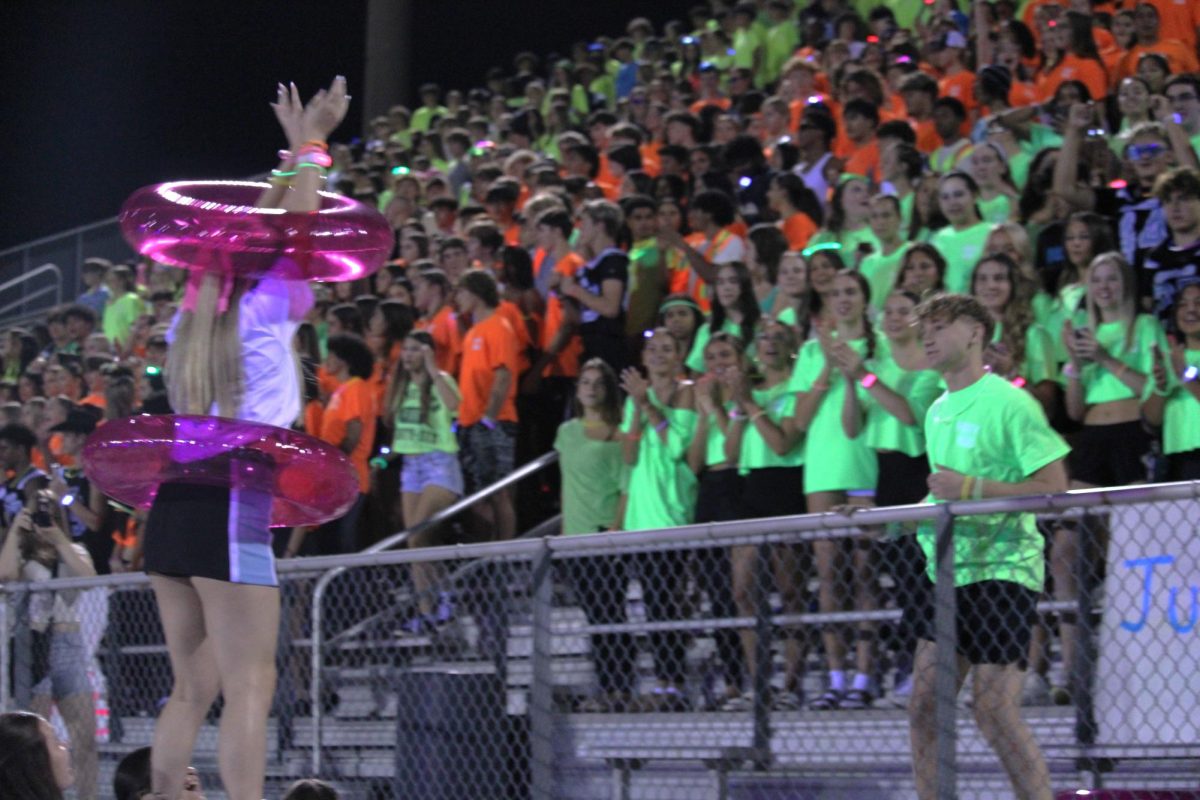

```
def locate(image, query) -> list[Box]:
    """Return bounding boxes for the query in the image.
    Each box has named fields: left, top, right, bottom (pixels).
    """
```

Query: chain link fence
left=3, top=481, right=1199, bottom=800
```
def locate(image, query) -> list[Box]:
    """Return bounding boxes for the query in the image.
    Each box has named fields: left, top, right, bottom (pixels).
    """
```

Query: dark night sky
left=0, top=0, right=695, bottom=252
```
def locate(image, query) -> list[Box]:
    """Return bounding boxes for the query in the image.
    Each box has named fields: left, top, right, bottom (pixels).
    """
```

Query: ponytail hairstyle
left=165, top=273, right=248, bottom=416
left=386, top=330, right=437, bottom=425
left=836, top=269, right=876, bottom=360
left=710, top=261, right=761, bottom=348
left=970, top=252, right=1036, bottom=368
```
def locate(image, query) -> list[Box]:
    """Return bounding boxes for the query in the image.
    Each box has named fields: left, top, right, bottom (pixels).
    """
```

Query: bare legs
left=402, top=485, right=459, bottom=616
left=150, top=574, right=280, bottom=800
left=31, top=690, right=97, bottom=800
left=909, top=641, right=1052, bottom=800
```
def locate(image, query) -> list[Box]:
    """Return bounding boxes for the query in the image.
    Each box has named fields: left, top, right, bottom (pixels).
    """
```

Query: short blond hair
left=915, top=293, right=995, bottom=343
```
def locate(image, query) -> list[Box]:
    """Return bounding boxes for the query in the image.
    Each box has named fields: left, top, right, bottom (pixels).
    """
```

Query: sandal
left=771, top=690, right=804, bottom=711
left=840, top=688, right=874, bottom=709
left=808, top=689, right=843, bottom=710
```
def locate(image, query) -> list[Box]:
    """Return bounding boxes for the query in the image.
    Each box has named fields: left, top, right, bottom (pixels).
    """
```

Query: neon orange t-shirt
left=842, top=139, right=881, bottom=184
left=319, top=377, right=377, bottom=493
left=495, top=300, right=533, bottom=374
left=1009, top=81, right=1039, bottom=109
left=1117, top=40, right=1200, bottom=82
left=416, top=305, right=463, bottom=376
left=317, top=366, right=342, bottom=399
left=541, top=252, right=585, bottom=378
left=781, top=212, right=818, bottom=250
left=458, top=312, right=520, bottom=427
left=1035, top=54, right=1108, bottom=103
left=1143, top=0, right=1200, bottom=49
left=690, top=97, right=731, bottom=115
left=913, top=119, right=940, bottom=154
left=639, top=143, right=661, bottom=177
left=80, top=393, right=106, bottom=411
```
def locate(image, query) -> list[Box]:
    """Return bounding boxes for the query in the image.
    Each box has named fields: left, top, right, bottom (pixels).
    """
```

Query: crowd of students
left=4, top=0, right=1200, bottom=796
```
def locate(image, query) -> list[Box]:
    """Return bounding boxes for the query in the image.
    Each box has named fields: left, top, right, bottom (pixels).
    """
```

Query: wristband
left=960, top=476, right=974, bottom=501
left=727, top=408, right=745, bottom=421
left=973, top=477, right=984, bottom=500
left=1010, top=375, right=1027, bottom=388
left=860, top=372, right=878, bottom=389
left=1063, top=363, right=1080, bottom=379
left=749, top=410, right=766, bottom=423
left=368, top=456, right=388, bottom=470
left=654, top=419, right=669, bottom=433
left=480, top=417, right=497, bottom=430
left=1182, top=365, right=1199, bottom=383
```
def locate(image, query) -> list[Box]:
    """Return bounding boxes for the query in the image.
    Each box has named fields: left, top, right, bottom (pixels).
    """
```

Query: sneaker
left=1021, top=672, right=1052, bottom=706
left=771, top=690, right=804, bottom=711
left=840, top=688, right=874, bottom=709
left=719, top=690, right=755, bottom=712
left=808, top=689, right=843, bottom=710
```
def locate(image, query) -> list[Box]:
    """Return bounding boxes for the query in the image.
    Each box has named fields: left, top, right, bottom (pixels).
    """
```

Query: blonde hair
left=165, top=274, right=247, bottom=416
left=1084, top=252, right=1138, bottom=353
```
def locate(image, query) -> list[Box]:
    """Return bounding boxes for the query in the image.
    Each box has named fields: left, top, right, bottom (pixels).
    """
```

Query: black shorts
left=143, top=482, right=278, bottom=586
left=912, top=579, right=1036, bottom=666
left=695, top=468, right=746, bottom=524
left=741, top=467, right=806, bottom=519
left=875, top=451, right=931, bottom=508
left=1167, top=449, right=1200, bottom=481
left=1068, top=421, right=1149, bottom=487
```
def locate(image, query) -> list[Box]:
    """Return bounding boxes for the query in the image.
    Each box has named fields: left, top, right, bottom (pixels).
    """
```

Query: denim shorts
left=33, top=629, right=90, bottom=699
left=458, top=421, right=517, bottom=493
left=400, top=449, right=464, bottom=496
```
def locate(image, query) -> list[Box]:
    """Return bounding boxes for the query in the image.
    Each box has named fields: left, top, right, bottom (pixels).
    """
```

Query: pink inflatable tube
left=119, top=180, right=392, bottom=282
left=83, top=414, right=360, bottom=528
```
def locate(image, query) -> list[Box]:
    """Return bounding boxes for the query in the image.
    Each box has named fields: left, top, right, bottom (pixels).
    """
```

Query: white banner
left=1096, top=500, right=1200, bottom=745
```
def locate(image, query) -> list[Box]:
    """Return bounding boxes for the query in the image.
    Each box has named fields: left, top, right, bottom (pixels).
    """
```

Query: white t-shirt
left=167, top=278, right=312, bottom=428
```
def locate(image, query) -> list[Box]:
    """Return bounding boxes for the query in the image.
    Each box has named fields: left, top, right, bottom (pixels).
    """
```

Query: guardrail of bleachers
left=0, top=218, right=130, bottom=324
left=0, top=261, right=64, bottom=327
left=3, top=480, right=1199, bottom=799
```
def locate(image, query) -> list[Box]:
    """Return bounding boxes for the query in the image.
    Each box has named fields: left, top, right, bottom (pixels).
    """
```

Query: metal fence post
left=751, top=541, right=772, bottom=767
left=529, top=540, right=556, bottom=800
left=1075, top=513, right=1098, bottom=745
left=934, top=505, right=958, bottom=800
left=0, top=588, right=9, bottom=710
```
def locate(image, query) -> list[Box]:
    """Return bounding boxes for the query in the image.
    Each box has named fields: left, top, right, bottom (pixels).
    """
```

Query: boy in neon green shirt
left=909, top=294, right=1068, bottom=800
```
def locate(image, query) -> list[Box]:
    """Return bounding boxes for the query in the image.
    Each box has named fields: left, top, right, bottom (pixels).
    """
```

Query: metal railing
left=302, top=449, right=560, bottom=774
left=2, top=479, right=1199, bottom=800
left=0, top=218, right=132, bottom=324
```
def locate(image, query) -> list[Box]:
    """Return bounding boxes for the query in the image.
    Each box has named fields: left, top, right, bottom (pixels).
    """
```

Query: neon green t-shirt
left=103, top=292, right=146, bottom=349
left=921, top=372, right=1070, bottom=591
left=809, top=226, right=881, bottom=260
left=1164, top=348, right=1200, bottom=455
left=389, top=375, right=459, bottom=455
left=789, top=337, right=878, bottom=493
left=864, top=339, right=942, bottom=457
left=620, top=391, right=699, bottom=530
left=732, top=26, right=763, bottom=72
left=737, top=381, right=805, bottom=473
left=764, top=20, right=799, bottom=82
left=1068, top=314, right=1169, bottom=405
left=993, top=322, right=1057, bottom=386
left=858, top=247, right=906, bottom=309
left=555, top=419, right=627, bottom=535
left=700, top=400, right=736, bottom=468
left=1034, top=284, right=1086, bottom=364
left=930, top=222, right=992, bottom=294
left=411, top=105, right=448, bottom=133
left=978, top=193, right=1012, bottom=225
left=1008, top=150, right=1033, bottom=191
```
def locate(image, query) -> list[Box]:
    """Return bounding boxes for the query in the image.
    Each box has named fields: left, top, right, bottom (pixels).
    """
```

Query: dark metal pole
left=934, top=506, right=958, bottom=800
left=362, top=0, right=412, bottom=127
